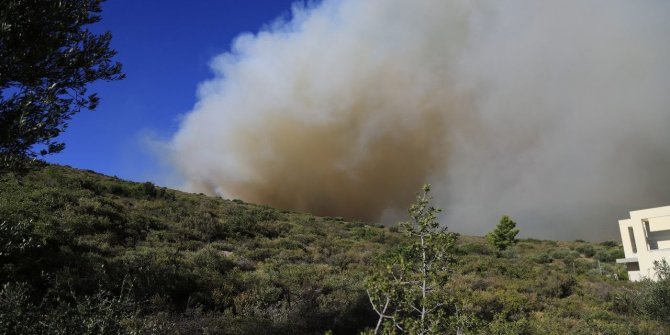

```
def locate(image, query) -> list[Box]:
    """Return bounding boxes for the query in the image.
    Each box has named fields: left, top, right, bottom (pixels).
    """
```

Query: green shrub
left=533, top=252, right=553, bottom=264
left=609, top=248, right=624, bottom=260
left=79, top=178, right=105, bottom=194
left=109, top=183, right=133, bottom=197
left=609, top=287, right=639, bottom=314
left=0, top=281, right=157, bottom=334
left=139, top=182, right=158, bottom=198
left=536, top=273, right=577, bottom=298
left=495, top=260, right=531, bottom=279
left=550, top=248, right=572, bottom=261
left=638, top=260, right=670, bottom=322
left=0, top=220, right=38, bottom=257
left=576, top=244, right=596, bottom=257
left=594, top=249, right=621, bottom=263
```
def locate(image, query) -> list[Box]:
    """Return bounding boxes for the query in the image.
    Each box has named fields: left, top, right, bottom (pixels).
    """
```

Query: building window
left=628, top=227, right=637, bottom=253
left=627, top=262, right=640, bottom=272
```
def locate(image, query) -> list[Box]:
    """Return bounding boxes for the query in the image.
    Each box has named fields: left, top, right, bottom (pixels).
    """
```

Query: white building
left=617, top=206, right=670, bottom=281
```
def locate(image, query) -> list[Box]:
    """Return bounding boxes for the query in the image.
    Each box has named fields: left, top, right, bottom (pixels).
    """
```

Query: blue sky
left=46, top=0, right=300, bottom=186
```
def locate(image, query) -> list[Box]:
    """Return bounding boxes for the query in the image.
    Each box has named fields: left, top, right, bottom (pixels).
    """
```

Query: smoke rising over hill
left=169, top=0, right=670, bottom=239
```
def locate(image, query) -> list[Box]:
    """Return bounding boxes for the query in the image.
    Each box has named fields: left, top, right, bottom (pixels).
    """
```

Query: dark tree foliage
left=0, top=0, right=124, bottom=171
left=487, top=215, right=519, bottom=253
left=639, top=259, right=670, bottom=322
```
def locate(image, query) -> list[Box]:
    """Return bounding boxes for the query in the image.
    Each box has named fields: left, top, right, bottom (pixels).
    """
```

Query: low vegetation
left=0, top=164, right=668, bottom=334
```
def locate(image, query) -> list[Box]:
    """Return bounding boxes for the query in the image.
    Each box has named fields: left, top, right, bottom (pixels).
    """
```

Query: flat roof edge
left=616, top=258, right=638, bottom=264
left=630, top=205, right=670, bottom=216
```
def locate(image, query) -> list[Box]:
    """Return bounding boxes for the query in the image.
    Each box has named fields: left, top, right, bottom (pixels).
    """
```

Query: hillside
left=0, top=165, right=668, bottom=334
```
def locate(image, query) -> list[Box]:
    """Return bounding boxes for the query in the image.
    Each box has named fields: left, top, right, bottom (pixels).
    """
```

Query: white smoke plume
left=169, top=0, right=670, bottom=240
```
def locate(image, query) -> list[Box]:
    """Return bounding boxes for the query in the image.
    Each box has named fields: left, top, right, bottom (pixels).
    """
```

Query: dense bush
left=0, top=280, right=169, bottom=334
left=594, top=248, right=624, bottom=263
left=576, top=244, right=596, bottom=258
left=638, top=260, right=670, bottom=323
left=532, top=252, right=553, bottom=264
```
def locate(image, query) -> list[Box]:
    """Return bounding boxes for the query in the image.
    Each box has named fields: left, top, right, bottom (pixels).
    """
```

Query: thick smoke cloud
left=170, top=0, right=670, bottom=240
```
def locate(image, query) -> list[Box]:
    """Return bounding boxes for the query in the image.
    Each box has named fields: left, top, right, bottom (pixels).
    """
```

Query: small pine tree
left=365, top=184, right=458, bottom=334
left=487, top=215, right=519, bottom=253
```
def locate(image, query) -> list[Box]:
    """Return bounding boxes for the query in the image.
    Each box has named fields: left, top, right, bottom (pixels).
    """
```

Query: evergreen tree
left=487, top=215, right=519, bottom=253
left=365, top=184, right=458, bottom=334
left=0, top=0, right=124, bottom=172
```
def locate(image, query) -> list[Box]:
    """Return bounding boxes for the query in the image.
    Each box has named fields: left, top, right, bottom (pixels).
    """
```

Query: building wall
left=650, top=230, right=670, bottom=250
left=618, top=206, right=670, bottom=282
